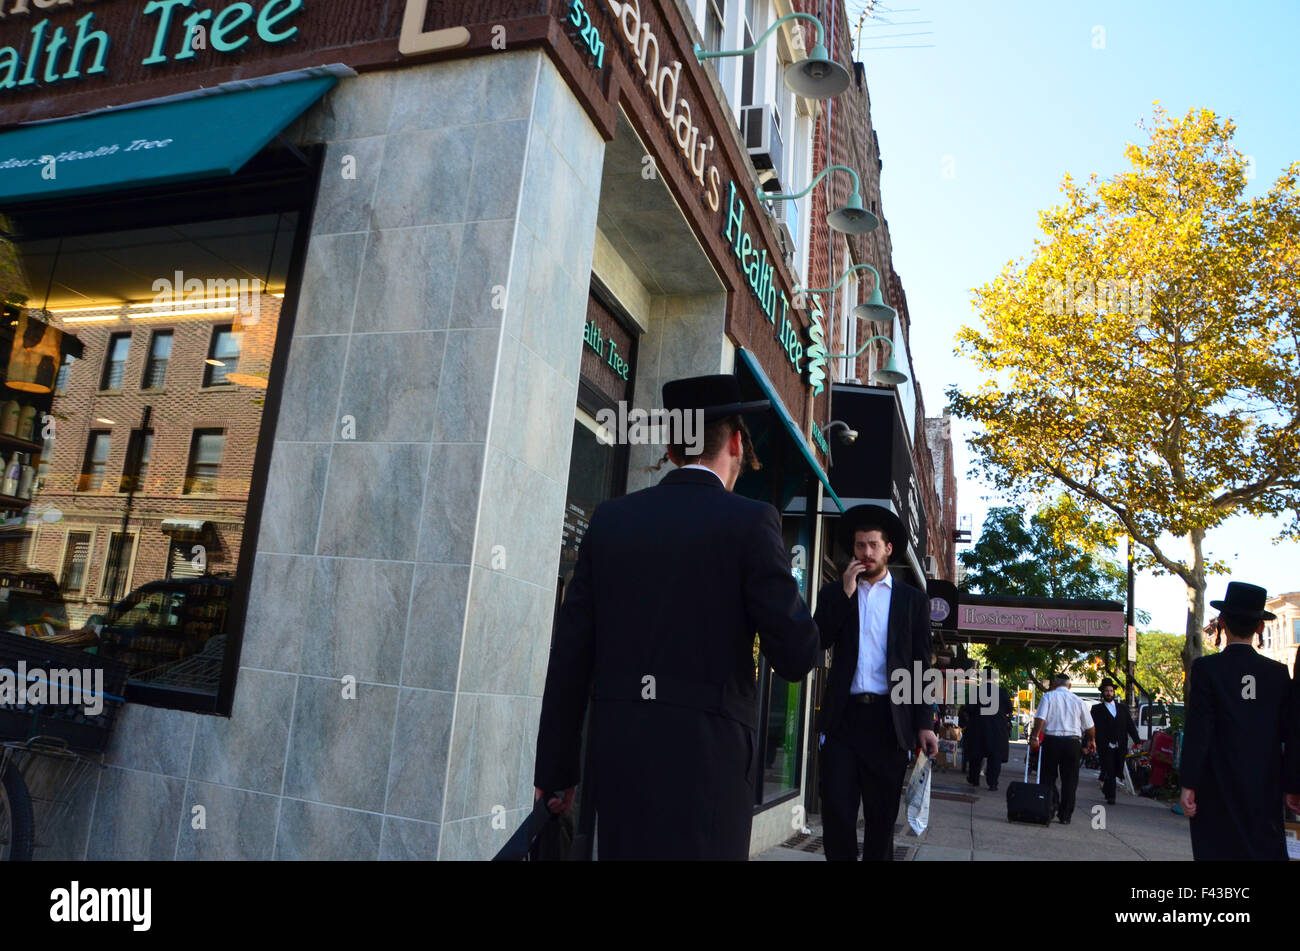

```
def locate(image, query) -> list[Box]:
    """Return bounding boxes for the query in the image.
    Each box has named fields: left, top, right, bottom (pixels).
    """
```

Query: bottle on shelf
left=17, top=454, right=34, bottom=500
left=16, top=404, right=36, bottom=442
left=2, top=451, right=20, bottom=496
left=0, top=400, right=18, bottom=437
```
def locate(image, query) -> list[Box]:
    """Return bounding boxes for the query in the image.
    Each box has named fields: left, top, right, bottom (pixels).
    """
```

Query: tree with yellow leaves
left=949, top=106, right=1300, bottom=695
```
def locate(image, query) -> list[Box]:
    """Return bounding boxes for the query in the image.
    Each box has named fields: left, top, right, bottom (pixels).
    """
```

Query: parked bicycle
left=0, top=628, right=128, bottom=861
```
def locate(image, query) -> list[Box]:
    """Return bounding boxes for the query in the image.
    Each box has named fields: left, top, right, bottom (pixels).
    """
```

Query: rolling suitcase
left=1006, top=748, right=1057, bottom=825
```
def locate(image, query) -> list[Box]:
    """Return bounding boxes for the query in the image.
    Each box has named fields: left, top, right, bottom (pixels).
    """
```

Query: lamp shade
left=871, top=354, right=908, bottom=386
left=6, top=311, right=61, bottom=393
left=826, top=192, right=880, bottom=234
left=783, top=43, right=851, bottom=98
left=853, top=286, right=897, bottom=324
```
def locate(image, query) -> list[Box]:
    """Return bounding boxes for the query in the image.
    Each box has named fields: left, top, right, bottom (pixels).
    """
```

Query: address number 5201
left=568, top=0, right=605, bottom=69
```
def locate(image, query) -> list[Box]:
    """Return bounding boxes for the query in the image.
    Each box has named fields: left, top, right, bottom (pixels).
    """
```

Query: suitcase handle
left=1024, top=744, right=1042, bottom=783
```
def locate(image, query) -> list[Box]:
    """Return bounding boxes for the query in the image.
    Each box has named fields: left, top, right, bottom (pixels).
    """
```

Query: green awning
left=734, top=347, right=844, bottom=513
left=0, top=75, right=336, bottom=205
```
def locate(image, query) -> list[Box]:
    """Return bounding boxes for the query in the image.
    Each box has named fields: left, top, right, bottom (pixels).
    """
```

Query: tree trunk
left=1180, top=528, right=1207, bottom=703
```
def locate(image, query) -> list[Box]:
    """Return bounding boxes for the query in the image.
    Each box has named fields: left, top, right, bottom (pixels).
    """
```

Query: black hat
left=662, top=374, right=769, bottom=422
left=1099, top=677, right=1117, bottom=690
left=1209, top=581, right=1276, bottom=621
left=836, top=503, right=904, bottom=556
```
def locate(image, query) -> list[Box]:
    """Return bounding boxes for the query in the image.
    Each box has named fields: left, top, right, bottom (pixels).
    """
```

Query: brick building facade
left=20, top=295, right=280, bottom=627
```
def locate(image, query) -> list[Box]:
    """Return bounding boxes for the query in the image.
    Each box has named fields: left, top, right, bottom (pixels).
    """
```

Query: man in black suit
left=532, top=375, right=820, bottom=860
left=1180, top=582, right=1300, bottom=860
left=961, top=668, right=1011, bottom=791
left=1091, top=677, right=1140, bottom=804
left=813, top=505, right=939, bottom=861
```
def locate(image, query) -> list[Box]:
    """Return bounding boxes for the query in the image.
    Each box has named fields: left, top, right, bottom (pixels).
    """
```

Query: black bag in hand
left=493, top=794, right=574, bottom=861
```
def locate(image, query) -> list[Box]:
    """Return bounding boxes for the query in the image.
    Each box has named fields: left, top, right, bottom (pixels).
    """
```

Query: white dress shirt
left=850, top=570, right=892, bottom=695
left=1104, top=700, right=1118, bottom=747
left=1035, top=688, right=1094, bottom=737
left=679, top=463, right=723, bottom=486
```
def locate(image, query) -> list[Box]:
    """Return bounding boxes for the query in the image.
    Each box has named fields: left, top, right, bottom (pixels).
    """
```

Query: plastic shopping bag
left=904, top=751, right=932, bottom=836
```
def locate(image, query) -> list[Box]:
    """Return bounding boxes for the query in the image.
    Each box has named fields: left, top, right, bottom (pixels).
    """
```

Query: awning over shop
left=939, top=594, right=1126, bottom=651
left=733, top=348, right=843, bottom=513
left=0, top=75, right=337, bottom=205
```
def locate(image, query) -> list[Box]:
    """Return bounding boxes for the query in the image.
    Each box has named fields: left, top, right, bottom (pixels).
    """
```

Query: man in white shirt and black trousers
left=1030, top=673, right=1096, bottom=824
left=813, top=504, right=939, bottom=861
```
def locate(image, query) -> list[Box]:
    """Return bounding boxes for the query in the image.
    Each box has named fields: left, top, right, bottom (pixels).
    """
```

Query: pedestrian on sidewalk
left=813, top=505, right=940, bottom=861
left=1091, top=678, right=1140, bottom=804
left=1179, top=582, right=1300, bottom=860
left=960, top=668, right=1011, bottom=791
left=531, top=375, right=820, bottom=860
left=1029, top=673, right=1096, bottom=824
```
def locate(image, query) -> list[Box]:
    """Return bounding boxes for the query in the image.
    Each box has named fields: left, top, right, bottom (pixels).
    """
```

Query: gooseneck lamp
left=694, top=12, right=852, bottom=99
left=826, top=334, right=908, bottom=386
left=799, top=263, right=897, bottom=324
left=760, top=164, right=878, bottom=235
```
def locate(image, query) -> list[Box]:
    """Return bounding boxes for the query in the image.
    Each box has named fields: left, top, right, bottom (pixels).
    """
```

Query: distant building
left=1262, top=591, right=1300, bottom=674
left=925, top=408, right=957, bottom=581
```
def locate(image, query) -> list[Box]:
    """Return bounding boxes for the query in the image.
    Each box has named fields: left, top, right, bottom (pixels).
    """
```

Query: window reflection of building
left=0, top=206, right=297, bottom=707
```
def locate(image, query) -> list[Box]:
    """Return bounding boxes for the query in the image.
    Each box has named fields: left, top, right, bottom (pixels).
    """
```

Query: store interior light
left=129, top=306, right=238, bottom=319
left=760, top=165, right=878, bottom=236
left=695, top=12, right=850, bottom=99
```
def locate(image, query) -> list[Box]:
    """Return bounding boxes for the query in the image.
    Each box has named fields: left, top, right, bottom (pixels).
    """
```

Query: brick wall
left=20, top=296, right=280, bottom=624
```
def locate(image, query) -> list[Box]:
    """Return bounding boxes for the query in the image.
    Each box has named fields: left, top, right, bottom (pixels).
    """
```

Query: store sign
left=0, top=0, right=306, bottom=93
left=397, top=0, right=469, bottom=56
left=583, top=317, right=629, bottom=380
left=959, top=605, right=1125, bottom=638
left=600, top=0, right=721, bottom=210
left=722, top=179, right=803, bottom=374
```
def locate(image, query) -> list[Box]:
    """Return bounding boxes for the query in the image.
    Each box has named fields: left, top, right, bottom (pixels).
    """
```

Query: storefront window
left=0, top=161, right=308, bottom=712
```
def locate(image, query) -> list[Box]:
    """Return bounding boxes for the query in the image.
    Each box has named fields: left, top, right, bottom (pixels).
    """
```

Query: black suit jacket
left=1090, top=699, right=1140, bottom=750
left=533, top=467, right=819, bottom=859
left=962, top=687, right=1011, bottom=763
left=812, top=572, right=932, bottom=751
left=1180, top=643, right=1299, bottom=860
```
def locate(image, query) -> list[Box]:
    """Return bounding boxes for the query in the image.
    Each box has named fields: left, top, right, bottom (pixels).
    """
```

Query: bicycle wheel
left=0, top=764, right=34, bottom=862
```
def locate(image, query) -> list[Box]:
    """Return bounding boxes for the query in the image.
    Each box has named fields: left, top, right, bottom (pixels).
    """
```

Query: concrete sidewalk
left=755, top=742, right=1193, bottom=861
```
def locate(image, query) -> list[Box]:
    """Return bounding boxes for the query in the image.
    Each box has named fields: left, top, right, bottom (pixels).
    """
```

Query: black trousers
left=967, top=748, right=1001, bottom=787
left=820, top=701, right=908, bottom=861
left=1099, top=745, right=1125, bottom=801
left=1041, top=735, right=1082, bottom=821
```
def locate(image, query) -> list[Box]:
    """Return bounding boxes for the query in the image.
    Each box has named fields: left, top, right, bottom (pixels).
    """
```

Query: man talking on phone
left=813, top=505, right=938, bottom=861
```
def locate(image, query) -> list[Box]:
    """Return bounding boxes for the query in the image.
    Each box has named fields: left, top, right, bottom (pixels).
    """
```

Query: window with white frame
left=702, top=0, right=726, bottom=57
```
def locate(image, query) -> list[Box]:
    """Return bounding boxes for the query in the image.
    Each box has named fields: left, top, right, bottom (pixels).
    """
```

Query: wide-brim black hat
left=1209, top=581, right=1276, bottom=621
left=1099, top=677, right=1116, bottom=690
left=662, top=374, right=769, bottom=422
left=836, top=504, right=904, bottom=556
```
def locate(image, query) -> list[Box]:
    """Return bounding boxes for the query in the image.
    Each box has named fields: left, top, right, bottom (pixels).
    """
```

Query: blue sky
left=847, top=0, right=1300, bottom=632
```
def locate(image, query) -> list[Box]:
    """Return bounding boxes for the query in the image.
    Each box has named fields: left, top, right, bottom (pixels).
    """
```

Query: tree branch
left=1045, top=464, right=1193, bottom=584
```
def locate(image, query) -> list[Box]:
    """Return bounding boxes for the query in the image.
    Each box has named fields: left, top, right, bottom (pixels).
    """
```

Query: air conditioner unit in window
left=741, top=104, right=784, bottom=192
left=774, top=219, right=796, bottom=262
left=924, top=555, right=937, bottom=577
